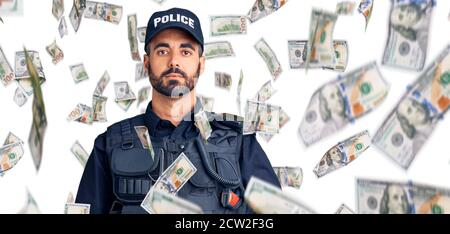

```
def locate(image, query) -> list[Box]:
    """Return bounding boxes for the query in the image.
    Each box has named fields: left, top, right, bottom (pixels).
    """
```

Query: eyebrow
left=180, top=43, right=196, bottom=51
left=153, top=43, right=170, bottom=50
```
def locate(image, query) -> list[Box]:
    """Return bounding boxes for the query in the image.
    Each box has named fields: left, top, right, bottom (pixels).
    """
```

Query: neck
left=151, top=90, right=196, bottom=126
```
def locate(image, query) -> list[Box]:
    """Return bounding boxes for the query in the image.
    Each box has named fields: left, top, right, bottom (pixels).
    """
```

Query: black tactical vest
left=104, top=112, right=252, bottom=214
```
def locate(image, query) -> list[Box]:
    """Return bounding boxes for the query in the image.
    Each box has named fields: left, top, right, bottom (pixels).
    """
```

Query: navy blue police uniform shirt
left=75, top=100, right=281, bottom=214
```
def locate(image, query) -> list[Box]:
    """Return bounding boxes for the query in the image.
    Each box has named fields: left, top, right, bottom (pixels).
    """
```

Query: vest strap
left=121, top=120, right=134, bottom=149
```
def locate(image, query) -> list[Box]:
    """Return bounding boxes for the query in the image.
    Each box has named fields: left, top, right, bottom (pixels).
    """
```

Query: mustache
left=160, top=67, right=188, bottom=79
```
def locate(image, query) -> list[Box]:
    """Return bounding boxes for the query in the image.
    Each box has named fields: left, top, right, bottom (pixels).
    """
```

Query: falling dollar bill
left=255, top=80, right=277, bottom=102
left=335, top=204, right=355, bottom=214
left=198, top=95, right=214, bottom=112
left=214, top=72, right=232, bottom=90
left=141, top=188, right=203, bottom=214
left=210, top=15, right=247, bottom=36
left=45, top=40, right=64, bottom=65
left=137, top=86, right=151, bottom=107
left=67, top=103, right=94, bottom=125
left=0, top=45, right=15, bottom=86
left=93, top=71, right=110, bottom=97
left=14, top=87, right=28, bottom=107
left=84, top=1, right=122, bottom=24
left=25, top=48, right=47, bottom=171
left=382, top=0, right=435, bottom=71
left=65, top=203, right=91, bottom=214
left=52, top=0, right=64, bottom=21
left=236, top=69, right=244, bottom=114
left=15, top=50, right=46, bottom=96
left=114, top=81, right=136, bottom=101
left=289, top=40, right=348, bottom=72
left=273, top=167, right=303, bottom=189
left=247, top=0, right=288, bottom=23
left=134, top=126, right=155, bottom=160
left=0, top=132, right=24, bottom=175
left=204, top=41, right=235, bottom=59
left=244, top=176, right=314, bottom=214
left=305, top=9, right=338, bottom=71
left=194, top=111, right=212, bottom=141
left=314, top=130, right=370, bottom=178
left=358, top=0, right=374, bottom=31
left=357, top=178, right=450, bottom=214
left=137, top=26, right=146, bottom=43
left=373, top=45, right=449, bottom=169
left=255, top=38, right=282, bottom=80
left=151, top=152, right=197, bottom=194
left=92, top=95, right=107, bottom=122
left=69, top=3, right=83, bottom=32
left=244, top=100, right=281, bottom=135
left=127, top=14, right=141, bottom=61
left=58, top=17, right=69, bottom=38
left=69, top=63, right=89, bottom=83
left=135, top=62, right=148, bottom=81
left=299, top=61, right=389, bottom=146
left=70, top=140, right=89, bottom=167
left=0, top=0, right=23, bottom=16
left=336, top=1, right=356, bottom=15
left=259, top=107, right=290, bottom=142
left=18, top=189, right=40, bottom=214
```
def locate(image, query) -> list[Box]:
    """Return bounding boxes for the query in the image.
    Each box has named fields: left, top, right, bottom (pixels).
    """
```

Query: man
left=75, top=7, right=280, bottom=214
left=379, top=184, right=412, bottom=214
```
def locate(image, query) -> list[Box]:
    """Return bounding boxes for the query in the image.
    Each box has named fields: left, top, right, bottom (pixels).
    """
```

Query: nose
left=168, top=52, right=181, bottom=69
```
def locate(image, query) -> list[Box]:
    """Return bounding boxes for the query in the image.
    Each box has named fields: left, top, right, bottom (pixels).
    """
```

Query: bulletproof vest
left=105, top=113, right=252, bottom=214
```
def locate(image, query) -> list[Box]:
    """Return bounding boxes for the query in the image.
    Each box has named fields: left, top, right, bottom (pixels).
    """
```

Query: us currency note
left=0, top=46, right=15, bottom=86
left=115, top=99, right=134, bottom=112
left=134, top=125, right=155, bottom=160
left=14, top=87, right=28, bottom=107
left=93, top=71, right=110, bottom=96
left=273, top=167, right=303, bottom=189
left=65, top=203, right=90, bottom=214
left=127, top=14, right=141, bottom=61
left=92, top=95, right=107, bottom=122
left=0, top=132, right=24, bottom=174
left=247, top=0, right=288, bottom=23
left=373, top=45, right=449, bottom=169
left=0, top=0, right=23, bottom=16
left=358, top=0, right=374, bottom=31
left=411, top=183, right=450, bottom=214
left=15, top=50, right=46, bottom=96
left=244, top=100, right=281, bottom=135
left=69, top=3, right=83, bottom=32
left=45, top=40, right=64, bottom=65
left=236, top=69, right=244, bottom=114
left=67, top=103, right=94, bottom=125
left=335, top=204, right=355, bottom=214
left=305, top=9, right=338, bottom=71
left=214, top=72, right=232, bottom=90
left=259, top=107, right=290, bottom=142
left=204, top=41, right=235, bottom=59
left=336, top=1, right=355, bottom=15
left=152, top=152, right=197, bottom=194
left=255, top=38, right=282, bottom=80
left=25, top=48, right=47, bottom=171
left=114, top=81, right=136, bottom=101
left=70, top=140, right=89, bottom=167
left=58, top=17, right=68, bottom=38
left=314, top=130, right=371, bottom=178
left=137, top=86, right=151, bottom=107
left=210, top=15, right=247, bottom=36
left=52, top=0, right=64, bottom=21
left=382, top=0, right=435, bottom=71
left=84, top=1, right=122, bottom=24
left=299, top=62, right=389, bottom=146
left=141, top=188, right=203, bottom=214
left=198, top=95, right=214, bottom=112
left=135, top=62, right=148, bottom=81
left=194, top=111, right=212, bottom=141
left=69, top=63, right=89, bottom=83
left=244, top=176, right=314, bottom=214
left=17, top=189, right=40, bottom=214
left=137, top=26, right=146, bottom=43
left=255, top=80, right=276, bottom=102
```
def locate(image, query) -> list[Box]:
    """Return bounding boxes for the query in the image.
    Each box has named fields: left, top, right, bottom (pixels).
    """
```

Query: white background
left=0, top=0, right=449, bottom=214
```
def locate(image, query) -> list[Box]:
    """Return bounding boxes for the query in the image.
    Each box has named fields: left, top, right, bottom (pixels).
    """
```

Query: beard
left=148, top=63, right=200, bottom=98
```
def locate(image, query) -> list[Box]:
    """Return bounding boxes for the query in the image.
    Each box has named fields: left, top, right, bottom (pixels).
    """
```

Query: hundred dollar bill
left=411, top=183, right=450, bottom=214
left=335, top=204, right=355, bottom=214
left=358, top=0, right=374, bottom=31
left=67, top=103, right=94, bottom=125
left=299, top=62, right=389, bottom=146
left=204, top=41, right=235, bottom=59
left=0, top=0, right=23, bottom=16
left=18, top=189, right=40, bottom=214
left=115, top=99, right=134, bottom=111
left=114, top=81, right=136, bottom=101
left=244, top=176, right=314, bottom=214
left=15, top=50, right=46, bottom=96
left=127, top=14, right=141, bottom=61
left=314, top=130, right=370, bottom=178
left=14, top=87, right=27, bottom=107
left=259, top=107, right=290, bottom=142
left=141, top=188, right=203, bottom=214
left=323, top=40, right=349, bottom=72
left=92, top=95, right=107, bottom=122
left=69, top=3, right=83, bottom=32
left=373, top=45, right=449, bottom=169
left=69, top=63, right=89, bottom=83
left=336, top=1, right=355, bottom=15
left=152, top=152, right=197, bottom=194
left=255, top=80, right=276, bottom=102
left=25, top=48, right=47, bottom=171
left=236, top=69, right=244, bottom=115
left=52, top=0, right=64, bottom=21
left=45, top=40, right=64, bottom=65
left=0, top=46, right=15, bottom=86
left=137, top=86, right=151, bottom=107
left=134, top=125, right=155, bottom=160
left=255, top=38, right=282, bottom=80
left=244, top=100, right=280, bottom=135
left=210, top=15, right=247, bottom=36
left=305, top=9, right=338, bottom=71
left=194, top=111, right=212, bottom=141
left=0, top=132, right=24, bottom=175
left=93, top=71, right=110, bottom=96
left=382, top=0, right=435, bottom=71
left=198, top=95, right=214, bottom=112
left=273, top=167, right=303, bottom=189
left=84, top=1, right=122, bottom=24
left=135, top=62, right=148, bottom=81
left=65, top=203, right=90, bottom=214
left=58, top=17, right=68, bottom=38
left=247, top=0, right=288, bottom=23
left=70, top=140, right=89, bottom=167
left=137, top=26, right=146, bottom=43
left=214, top=72, right=232, bottom=90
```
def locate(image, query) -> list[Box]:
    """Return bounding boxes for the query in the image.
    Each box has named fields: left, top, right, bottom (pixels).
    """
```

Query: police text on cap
left=154, top=14, right=195, bottom=29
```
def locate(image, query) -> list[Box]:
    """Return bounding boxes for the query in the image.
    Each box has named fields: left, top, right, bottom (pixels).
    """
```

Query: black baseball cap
left=144, top=7, right=204, bottom=53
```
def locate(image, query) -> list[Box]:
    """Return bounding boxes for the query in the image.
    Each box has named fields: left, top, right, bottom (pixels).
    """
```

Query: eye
left=157, top=50, right=168, bottom=56
left=182, top=50, right=192, bottom=56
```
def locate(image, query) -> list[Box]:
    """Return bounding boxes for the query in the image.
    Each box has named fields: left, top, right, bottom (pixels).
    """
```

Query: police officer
left=75, top=7, right=280, bottom=214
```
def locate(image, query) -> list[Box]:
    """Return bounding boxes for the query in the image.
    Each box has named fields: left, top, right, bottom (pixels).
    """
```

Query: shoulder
left=206, top=112, right=244, bottom=134
left=105, top=113, right=146, bottom=135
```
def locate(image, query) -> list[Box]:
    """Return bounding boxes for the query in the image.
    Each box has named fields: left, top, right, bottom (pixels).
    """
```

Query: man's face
left=144, top=28, right=205, bottom=98
left=387, top=185, right=408, bottom=214
left=391, top=5, right=420, bottom=28
left=321, top=84, right=345, bottom=116
left=328, top=147, right=342, bottom=162
left=397, top=98, right=428, bottom=127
